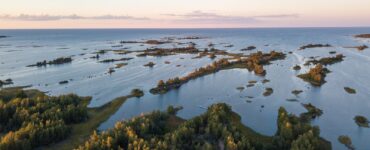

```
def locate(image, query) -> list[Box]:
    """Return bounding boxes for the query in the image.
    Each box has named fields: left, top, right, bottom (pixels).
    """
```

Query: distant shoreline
left=1, top=26, right=370, bottom=30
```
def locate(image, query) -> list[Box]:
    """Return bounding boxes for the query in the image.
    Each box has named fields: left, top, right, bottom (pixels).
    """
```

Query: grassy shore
left=43, top=95, right=133, bottom=150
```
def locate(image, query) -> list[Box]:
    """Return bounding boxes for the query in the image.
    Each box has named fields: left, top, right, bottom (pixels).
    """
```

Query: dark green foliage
left=338, top=135, right=355, bottom=150
left=300, top=103, right=323, bottom=122
left=305, top=54, right=344, bottom=66
left=344, top=87, right=356, bottom=94
left=0, top=79, right=13, bottom=87
left=131, top=89, right=144, bottom=98
left=166, top=105, right=183, bottom=115
left=299, top=44, right=331, bottom=50
left=297, top=64, right=330, bottom=86
left=0, top=89, right=89, bottom=149
left=27, top=57, right=72, bottom=67
left=78, top=103, right=257, bottom=150
left=99, top=57, right=133, bottom=63
left=78, top=103, right=330, bottom=150
left=273, top=107, right=330, bottom=150
left=354, top=115, right=369, bottom=127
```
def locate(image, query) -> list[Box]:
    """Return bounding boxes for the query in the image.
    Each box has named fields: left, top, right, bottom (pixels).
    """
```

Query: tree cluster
left=0, top=89, right=89, bottom=149
left=78, top=103, right=330, bottom=150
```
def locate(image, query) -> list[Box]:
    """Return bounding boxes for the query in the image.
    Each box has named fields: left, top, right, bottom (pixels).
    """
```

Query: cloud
left=162, top=11, right=257, bottom=24
left=254, top=14, right=300, bottom=19
left=0, top=14, right=150, bottom=21
left=161, top=11, right=299, bottom=24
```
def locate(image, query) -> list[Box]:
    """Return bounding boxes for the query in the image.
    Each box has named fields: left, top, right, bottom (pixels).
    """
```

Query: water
left=1, top=28, right=370, bottom=149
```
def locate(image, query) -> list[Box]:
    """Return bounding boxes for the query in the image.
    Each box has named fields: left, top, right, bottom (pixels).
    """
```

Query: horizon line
left=1, top=26, right=370, bottom=30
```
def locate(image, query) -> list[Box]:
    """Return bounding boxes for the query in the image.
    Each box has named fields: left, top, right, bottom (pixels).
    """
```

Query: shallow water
left=1, top=28, right=370, bottom=149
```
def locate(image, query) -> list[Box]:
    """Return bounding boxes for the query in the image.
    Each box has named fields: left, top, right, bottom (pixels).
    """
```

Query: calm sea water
left=1, top=28, right=370, bottom=149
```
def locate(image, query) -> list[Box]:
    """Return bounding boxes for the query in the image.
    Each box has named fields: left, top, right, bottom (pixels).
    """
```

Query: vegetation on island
left=136, top=46, right=199, bottom=57
left=292, top=90, right=303, bottom=96
left=241, top=46, right=256, bottom=51
left=354, top=34, right=370, bottom=38
left=344, top=87, right=356, bottom=94
left=293, top=65, right=301, bottom=70
left=236, top=86, right=245, bottom=91
left=304, top=54, right=344, bottom=66
left=145, top=40, right=169, bottom=45
left=120, top=39, right=170, bottom=45
left=76, top=103, right=331, bottom=150
left=131, top=89, right=144, bottom=98
left=99, top=57, right=133, bottom=63
left=59, top=80, right=69, bottom=84
left=345, top=45, right=368, bottom=51
left=0, top=36, right=9, bottom=39
left=115, top=63, right=127, bottom=69
left=0, top=88, right=90, bottom=150
left=150, top=51, right=285, bottom=94
left=300, top=103, right=323, bottom=122
left=0, top=79, right=13, bottom=87
left=262, top=79, right=270, bottom=84
left=263, top=88, right=273, bottom=96
left=177, top=36, right=205, bottom=40
left=143, top=62, right=155, bottom=67
left=338, top=135, right=355, bottom=150
left=27, top=57, right=72, bottom=67
left=354, top=115, right=369, bottom=127
left=299, top=44, right=332, bottom=50
left=0, top=87, right=137, bottom=150
left=297, top=64, right=330, bottom=86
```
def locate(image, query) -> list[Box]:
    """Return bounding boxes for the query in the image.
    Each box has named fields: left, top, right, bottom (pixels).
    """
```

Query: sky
left=1, top=0, right=370, bottom=29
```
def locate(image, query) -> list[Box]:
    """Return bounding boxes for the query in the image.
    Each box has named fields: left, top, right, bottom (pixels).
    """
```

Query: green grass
left=43, top=95, right=133, bottom=150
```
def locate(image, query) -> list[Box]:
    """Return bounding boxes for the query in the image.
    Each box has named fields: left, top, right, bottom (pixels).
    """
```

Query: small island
left=293, top=65, right=301, bottom=70
left=0, top=79, right=13, bottom=87
left=345, top=45, right=368, bottom=51
left=354, top=34, right=370, bottom=38
left=305, top=54, right=344, bottom=66
left=297, top=64, right=330, bottom=86
left=27, top=57, right=72, bottom=67
left=344, top=87, right=356, bottom=94
left=300, top=103, right=323, bottom=122
left=241, top=46, right=256, bottom=51
left=338, top=135, right=355, bottom=150
left=263, top=87, right=273, bottom=96
left=99, top=57, right=133, bottom=63
left=131, top=88, right=144, bottom=97
left=354, top=115, right=369, bottom=127
left=299, top=44, right=332, bottom=50
left=0, top=35, right=9, bottom=39
left=150, top=51, right=286, bottom=94
left=144, top=62, right=155, bottom=67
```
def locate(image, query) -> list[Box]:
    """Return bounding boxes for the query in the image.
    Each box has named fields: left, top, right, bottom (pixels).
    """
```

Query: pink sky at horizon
left=1, top=0, right=370, bottom=29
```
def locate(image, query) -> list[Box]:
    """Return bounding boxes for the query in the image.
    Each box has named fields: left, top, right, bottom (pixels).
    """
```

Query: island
left=297, top=64, right=330, bottom=86
left=27, top=57, right=72, bottom=67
